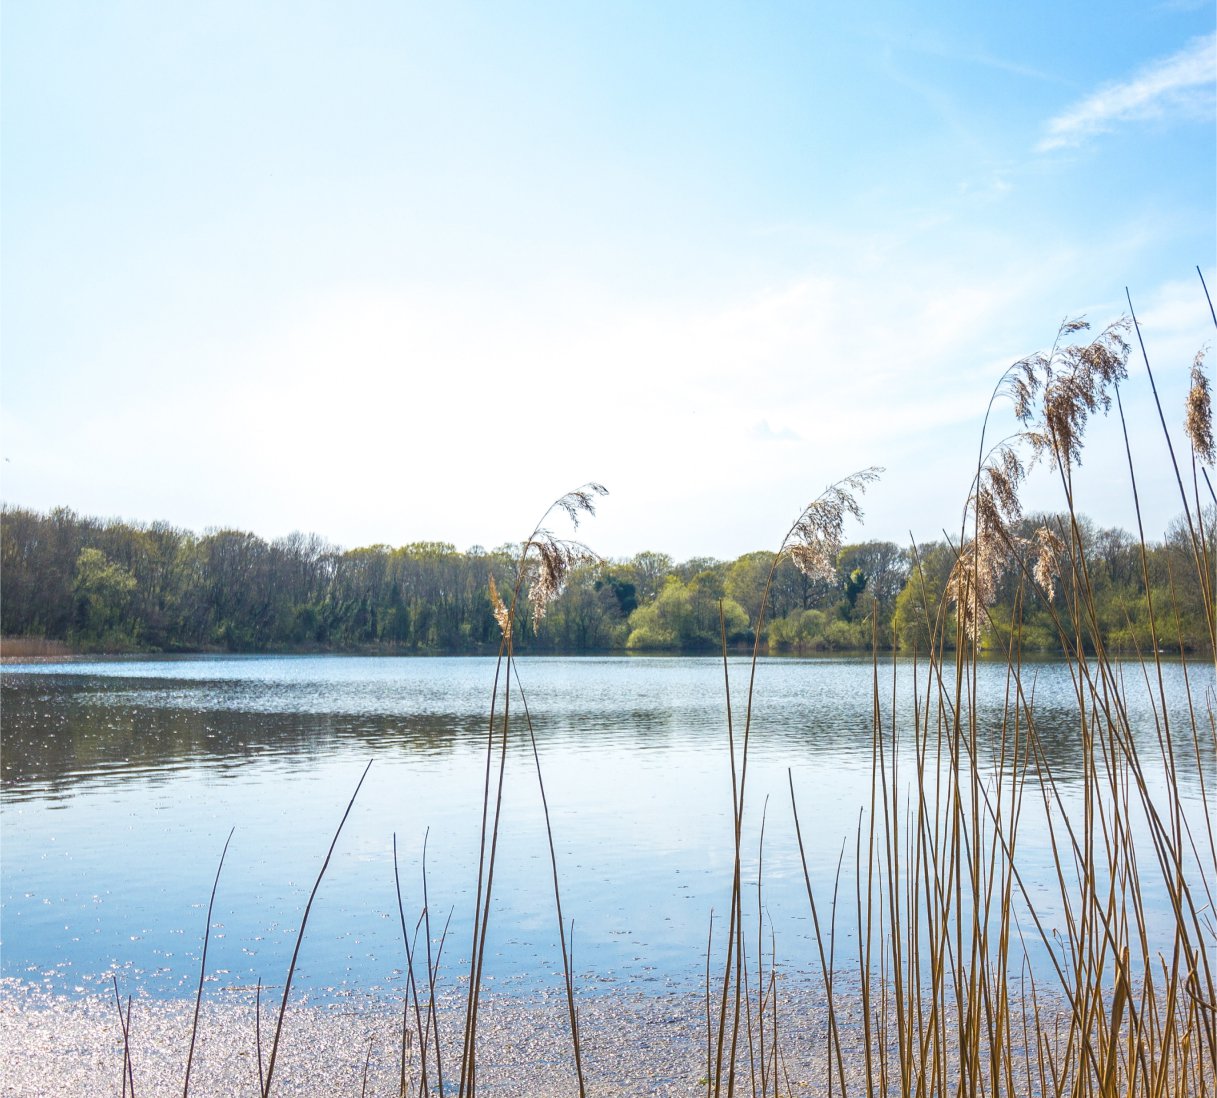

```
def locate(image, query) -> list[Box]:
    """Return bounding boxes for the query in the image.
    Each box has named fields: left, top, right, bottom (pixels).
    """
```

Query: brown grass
left=0, top=635, right=72, bottom=659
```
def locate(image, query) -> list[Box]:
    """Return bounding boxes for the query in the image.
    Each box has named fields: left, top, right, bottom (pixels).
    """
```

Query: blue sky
left=2, top=2, right=1214, bottom=560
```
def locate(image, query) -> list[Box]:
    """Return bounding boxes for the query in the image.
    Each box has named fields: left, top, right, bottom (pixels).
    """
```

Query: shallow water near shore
left=2, top=654, right=1212, bottom=1004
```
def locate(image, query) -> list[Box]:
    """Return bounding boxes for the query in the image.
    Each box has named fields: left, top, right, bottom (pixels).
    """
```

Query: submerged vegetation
left=7, top=286, right=1217, bottom=1097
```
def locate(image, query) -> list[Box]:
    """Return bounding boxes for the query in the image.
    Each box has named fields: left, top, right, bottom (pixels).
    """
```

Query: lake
left=2, top=653, right=1212, bottom=1004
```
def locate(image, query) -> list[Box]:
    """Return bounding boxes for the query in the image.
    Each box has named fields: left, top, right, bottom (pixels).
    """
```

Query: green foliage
left=1, top=506, right=1211, bottom=655
left=891, top=543, right=954, bottom=652
left=724, top=551, right=773, bottom=622
left=626, top=575, right=749, bottom=650
left=767, top=608, right=829, bottom=652
left=73, top=547, right=137, bottom=647
left=594, top=571, right=638, bottom=618
left=843, top=566, right=867, bottom=608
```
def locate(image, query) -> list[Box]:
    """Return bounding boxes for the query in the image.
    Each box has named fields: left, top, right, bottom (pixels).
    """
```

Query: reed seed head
left=956, top=315, right=1131, bottom=640
left=1017, top=318, right=1131, bottom=470
left=949, top=439, right=1029, bottom=638
left=551, top=483, right=609, bottom=529
left=946, top=515, right=1006, bottom=639
left=488, top=574, right=511, bottom=638
left=520, top=482, right=608, bottom=632
left=525, top=534, right=599, bottom=632
left=982, top=445, right=1025, bottom=528
left=1006, top=356, right=1044, bottom=423
left=784, top=468, right=882, bottom=582
left=1185, top=348, right=1214, bottom=466
left=1032, top=525, right=1065, bottom=600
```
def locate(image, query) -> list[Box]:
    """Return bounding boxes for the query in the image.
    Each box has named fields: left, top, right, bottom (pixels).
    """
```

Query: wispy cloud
left=750, top=420, right=801, bottom=442
left=1038, top=33, right=1215, bottom=151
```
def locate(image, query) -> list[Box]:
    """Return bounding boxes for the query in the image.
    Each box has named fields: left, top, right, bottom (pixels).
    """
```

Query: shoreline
left=5, top=970, right=1206, bottom=1096
left=1, top=978, right=853, bottom=1097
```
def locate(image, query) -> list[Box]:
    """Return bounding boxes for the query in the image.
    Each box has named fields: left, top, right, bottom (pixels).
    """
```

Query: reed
left=263, top=759, right=374, bottom=1096
left=182, top=828, right=234, bottom=1097
left=0, top=635, right=72, bottom=659
left=716, top=298, right=1217, bottom=1096
left=112, top=976, right=135, bottom=1098
left=458, top=481, right=605, bottom=1098
left=392, top=829, right=453, bottom=1096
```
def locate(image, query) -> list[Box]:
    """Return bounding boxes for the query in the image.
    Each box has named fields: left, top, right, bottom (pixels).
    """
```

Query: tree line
left=1, top=504, right=1211, bottom=655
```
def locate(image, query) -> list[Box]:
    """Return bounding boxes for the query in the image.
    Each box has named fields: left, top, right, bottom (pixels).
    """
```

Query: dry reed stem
left=183, top=827, right=234, bottom=1098
left=460, top=482, right=605, bottom=1098
left=113, top=976, right=135, bottom=1098
left=262, top=759, right=373, bottom=1097
left=712, top=471, right=881, bottom=1098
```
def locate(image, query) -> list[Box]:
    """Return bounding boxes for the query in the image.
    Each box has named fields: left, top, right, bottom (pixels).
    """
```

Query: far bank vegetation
left=2, top=504, right=1212, bottom=656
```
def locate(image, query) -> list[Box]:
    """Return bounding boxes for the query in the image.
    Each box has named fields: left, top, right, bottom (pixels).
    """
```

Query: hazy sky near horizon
left=3, top=2, right=1214, bottom=562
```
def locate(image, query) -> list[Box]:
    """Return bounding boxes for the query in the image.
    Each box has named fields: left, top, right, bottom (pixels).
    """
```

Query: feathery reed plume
left=550, top=482, right=608, bottom=528
left=1186, top=348, right=1215, bottom=466
left=1013, top=317, right=1131, bottom=471
left=487, top=483, right=607, bottom=635
left=525, top=535, right=600, bottom=632
left=488, top=574, right=511, bottom=638
left=945, top=495, right=1008, bottom=639
left=948, top=318, right=1132, bottom=639
left=1031, top=524, right=1065, bottom=600
left=785, top=469, right=882, bottom=581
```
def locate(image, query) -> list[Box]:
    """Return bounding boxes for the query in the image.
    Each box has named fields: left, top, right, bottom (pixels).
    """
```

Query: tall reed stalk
left=709, top=468, right=882, bottom=1097
left=458, top=482, right=606, bottom=1098
left=262, top=760, right=373, bottom=1097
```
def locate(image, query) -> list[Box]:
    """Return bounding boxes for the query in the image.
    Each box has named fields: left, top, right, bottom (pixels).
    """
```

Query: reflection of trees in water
left=0, top=679, right=482, bottom=797
left=779, top=682, right=1214, bottom=792
left=3, top=660, right=1211, bottom=799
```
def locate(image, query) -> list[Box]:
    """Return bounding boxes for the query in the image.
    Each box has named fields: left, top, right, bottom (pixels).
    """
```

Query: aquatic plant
left=710, top=290, right=1217, bottom=1097
left=459, top=482, right=607, bottom=1098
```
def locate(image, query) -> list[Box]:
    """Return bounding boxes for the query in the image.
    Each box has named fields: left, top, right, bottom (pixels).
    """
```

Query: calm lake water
left=2, top=654, right=1212, bottom=1003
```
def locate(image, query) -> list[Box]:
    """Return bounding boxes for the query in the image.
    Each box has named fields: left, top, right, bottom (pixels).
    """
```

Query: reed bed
left=11, top=284, right=1216, bottom=1097
left=0, top=635, right=73, bottom=659
left=704, top=290, right=1217, bottom=1097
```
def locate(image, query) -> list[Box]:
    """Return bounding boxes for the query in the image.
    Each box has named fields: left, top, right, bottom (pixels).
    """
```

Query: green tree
left=837, top=542, right=908, bottom=616
left=73, top=548, right=137, bottom=645
left=626, top=575, right=748, bottom=650
left=624, top=551, right=674, bottom=603
left=892, top=542, right=953, bottom=651
left=843, top=567, right=868, bottom=609
left=725, top=551, right=773, bottom=623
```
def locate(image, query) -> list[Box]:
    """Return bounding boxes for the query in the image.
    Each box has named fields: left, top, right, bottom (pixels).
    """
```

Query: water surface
left=2, top=654, right=1211, bottom=1002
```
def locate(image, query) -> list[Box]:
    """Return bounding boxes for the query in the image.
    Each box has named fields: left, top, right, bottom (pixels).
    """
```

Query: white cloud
left=1038, top=33, right=1216, bottom=151
left=750, top=420, right=801, bottom=442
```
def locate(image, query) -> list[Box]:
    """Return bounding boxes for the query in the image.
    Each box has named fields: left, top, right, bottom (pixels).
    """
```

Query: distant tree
left=892, top=542, right=954, bottom=651
left=73, top=548, right=137, bottom=645
left=724, top=551, right=773, bottom=623
left=623, top=551, right=673, bottom=603
left=843, top=567, right=868, bottom=609
left=625, top=574, right=748, bottom=650
left=837, top=542, right=908, bottom=617
left=594, top=571, right=638, bottom=617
